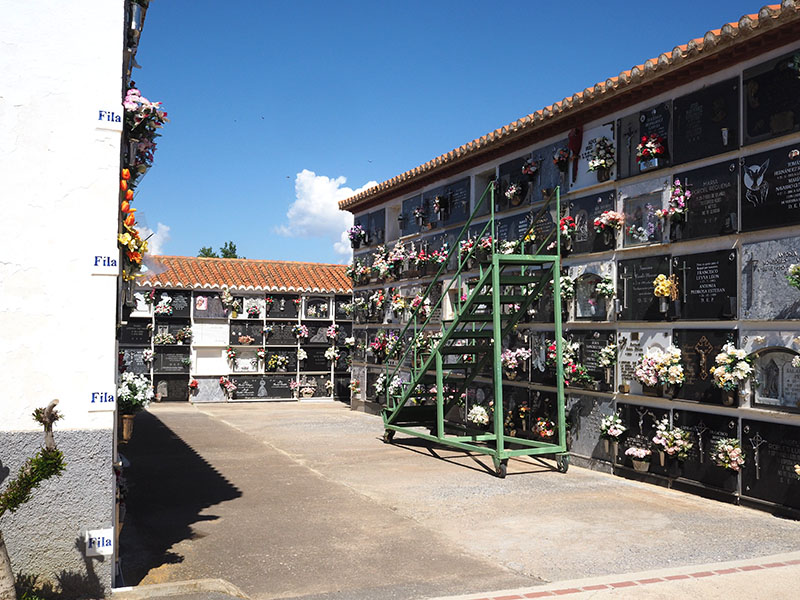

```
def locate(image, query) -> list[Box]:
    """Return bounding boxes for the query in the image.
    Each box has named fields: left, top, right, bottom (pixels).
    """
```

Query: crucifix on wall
left=695, top=336, right=714, bottom=380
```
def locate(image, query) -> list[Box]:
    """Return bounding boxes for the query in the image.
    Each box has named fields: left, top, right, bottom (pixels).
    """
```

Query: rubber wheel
left=495, top=461, right=508, bottom=479
left=382, top=429, right=395, bottom=443
left=556, top=454, right=570, bottom=473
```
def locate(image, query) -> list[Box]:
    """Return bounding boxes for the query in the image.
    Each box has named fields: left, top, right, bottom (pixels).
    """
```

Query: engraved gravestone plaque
left=741, top=236, right=800, bottom=320
left=673, top=409, right=739, bottom=492
left=673, top=330, right=735, bottom=404
left=119, top=347, right=149, bottom=375
left=673, top=77, right=739, bottom=164
left=622, top=193, right=663, bottom=247
left=617, top=255, right=670, bottom=321
left=569, top=191, right=616, bottom=254
left=743, top=50, right=800, bottom=145
left=740, top=142, right=800, bottom=232
left=120, top=318, right=151, bottom=345
left=674, top=250, right=737, bottom=320
left=741, top=419, right=800, bottom=509
left=673, top=161, right=738, bottom=241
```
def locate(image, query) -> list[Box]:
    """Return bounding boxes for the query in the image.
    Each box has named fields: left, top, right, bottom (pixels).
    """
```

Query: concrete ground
left=118, top=402, right=800, bottom=600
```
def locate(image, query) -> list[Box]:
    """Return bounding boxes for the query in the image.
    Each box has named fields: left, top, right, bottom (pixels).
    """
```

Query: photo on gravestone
left=741, top=236, right=800, bottom=320
left=750, top=347, right=800, bottom=412
left=569, top=123, right=616, bottom=193
left=566, top=393, right=615, bottom=459
left=743, top=50, right=800, bottom=145
left=266, top=294, right=298, bottom=319
left=401, top=195, right=423, bottom=234
left=673, top=330, right=735, bottom=404
left=672, top=409, right=739, bottom=492
left=229, top=320, right=263, bottom=346
left=673, top=77, right=739, bottom=165
left=155, top=346, right=190, bottom=374
left=233, top=349, right=259, bottom=373
left=673, top=250, right=737, bottom=320
left=265, top=320, right=297, bottom=345
left=154, top=375, right=189, bottom=402
left=366, top=209, right=385, bottom=247
left=622, top=193, right=663, bottom=247
left=119, top=318, right=151, bottom=345
left=616, top=330, right=672, bottom=396
left=305, top=297, right=330, bottom=320
left=498, top=155, right=534, bottom=212
left=119, top=347, right=149, bottom=375
left=193, top=291, right=227, bottom=319
left=673, top=161, right=738, bottom=241
left=569, top=191, right=616, bottom=254
left=617, top=402, right=669, bottom=474
left=617, top=255, right=670, bottom=321
left=740, top=142, right=800, bottom=231
left=740, top=419, right=800, bottom=509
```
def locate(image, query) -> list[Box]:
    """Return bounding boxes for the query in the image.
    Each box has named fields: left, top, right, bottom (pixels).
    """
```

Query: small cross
left=674, top=261, right=691, bottom=303
left=749, top=433, right=767, bottom=480
left=620, top=266, right=633, bottom=310
left=695, top=421, right=709, bottom=463
left=695, top=336, right=714, bottom=381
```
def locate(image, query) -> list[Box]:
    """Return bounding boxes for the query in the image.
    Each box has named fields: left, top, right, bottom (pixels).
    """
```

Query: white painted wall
left=0, top=0, right=124, bottom=431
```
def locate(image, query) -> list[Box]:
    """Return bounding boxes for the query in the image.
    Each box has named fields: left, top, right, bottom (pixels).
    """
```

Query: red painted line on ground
left=552, top=589, right=581, bottom=596
left=609, top=581, right=637, bottom=588
left=581, top=584, right=610, bottom=590
left=637, top=578, right=665, bottom=584
left=664, top=574, right=690, bottom=581
left=522, top=592, right=556, bottom=598
left=714, top=568, right=740, bottom=575
left=739, top=565, right=764, bottom=571
left=763, top=562, right=786, bottom=568
left=689, top=571, right=715, bottom=578
left=494, top=595, right=523, bottom=600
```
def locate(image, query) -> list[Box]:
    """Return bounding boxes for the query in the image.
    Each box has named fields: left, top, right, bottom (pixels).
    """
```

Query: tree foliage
left=198, top=241, right=243, bottom=259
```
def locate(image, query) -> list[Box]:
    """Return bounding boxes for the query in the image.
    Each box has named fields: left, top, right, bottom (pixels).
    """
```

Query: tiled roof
left=339, top=2, right=799, bottom=211
left=141, top=255, right=352, bottom=293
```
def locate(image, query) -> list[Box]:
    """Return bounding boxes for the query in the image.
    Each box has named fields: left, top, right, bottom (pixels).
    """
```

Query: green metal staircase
left=381, top=183, right=567, bottom=477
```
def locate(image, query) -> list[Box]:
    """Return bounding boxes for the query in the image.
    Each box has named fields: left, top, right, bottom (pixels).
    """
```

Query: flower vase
left=504, top=369, right=518, bottom=381
left=351, top=239, right=361, bottom=250
left=669, top=219, right=684, bottom=242
left=602, top=229, right=615, bottom=248
left=658, top=296, right=669, bottom=314
left=722, top=388, right=738, bottom=407
left=415, top=216, right=425, bottom=228
left=657, top=450, right=665, bottom=467
left=231, top=310, right=239, bottom=319
left=560, top=237, right=573, bottom=256
left=596, top=167, right=611, bottom=182
left=632, top=459, right=650, bottom=473
left=121, top=414, right=136, bottom=443
left=476, top=247, right=490, bottom=264
left=638, top=157, right=660, bottom=172
left=603, top=439, right=618, bottom=457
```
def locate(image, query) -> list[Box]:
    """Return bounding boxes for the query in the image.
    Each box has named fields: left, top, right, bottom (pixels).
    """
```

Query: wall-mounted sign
left=95, top=108, right=124, bottom=132
left=88, top=390, right=116, bottom=412
left=90, top=254, right=119, bottom=275
left=85, top=528, right=114, bottom=556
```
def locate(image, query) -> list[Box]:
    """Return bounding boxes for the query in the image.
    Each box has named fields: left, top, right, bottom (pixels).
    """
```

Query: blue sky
left=133, top=0, right=764, bottom=264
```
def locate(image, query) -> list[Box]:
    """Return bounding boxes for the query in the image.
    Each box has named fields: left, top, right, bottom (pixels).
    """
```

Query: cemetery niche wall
left=120, top=256, right=352, bottom=403
left=339, top=19, right=800, bottom=513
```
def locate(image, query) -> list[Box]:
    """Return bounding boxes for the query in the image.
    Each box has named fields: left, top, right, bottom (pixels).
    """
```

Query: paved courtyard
left=119, top=402, right=800, bottom=600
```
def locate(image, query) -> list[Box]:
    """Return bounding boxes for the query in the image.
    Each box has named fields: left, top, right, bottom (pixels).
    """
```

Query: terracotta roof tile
left=339, top=3, right=796, bottom=211
left=140, top=255, right=352, bottom=293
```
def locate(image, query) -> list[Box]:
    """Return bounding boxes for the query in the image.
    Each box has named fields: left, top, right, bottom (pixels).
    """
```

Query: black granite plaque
left=673, top=250, right=737, bottom=320
left=266, top=294, right=299, bottom=319
left=617, top=255, right=670, bottom=321
left=303, top=346, right=330, bottom=371
left=193, top=292, right=227, bottom=319
left=265, top=320, right=296, bottom=345
left=334, top=348, right=350, bottom=373
left=530, top=206, right=557, bottom=250
left=531, top=140, right=569, bottom=200
left=672, top=409, right=739, bottom=491
left=569, top=191, right=616, bottom=254
left=120, top=318, right=151, bottom=345
left=334, top=375, right=350, bottom=399
left=153, top=290, right=191, bottom=318
left=231, top=375, right=266, bottom=399
left=574, top=273, right=605, bottom=322
left=673, top=329, right=735, bottom=404
left=573, top=331, right=614, bottom=382
left=335, top=295, right=351, bottom=320
left=153, top=320, right=190, bottom=342
left=673, top=77, right=739, bottom=164
left=155, top=347, right=190, bottom=374
left=264, top=374, right=294, bottom=398
left=617, top=113, right=641, bottom=180
left=119, top=347, right=149, bottom=375
left=153, top=375, right=189, bottom=402
left=622, top=193, right=663, bottom=247
left=423, top=178, right=470, bottom=227
left=744, top=50, right=800, bottom=145
left=367, top=209, right=385, bottom=246
left=266, top=349, right=297, bottom=372
left=400, top=195, right=423, bottom=235
left=498, top=156, right=534, bottom=212
left=353, top=330, right=367, bottom=361
left=495, top=212, right=531, bottom=246
left=741, top=419, right=800, bottom=509
left=229, top=320, right=264, bottom=346
left=740, top=142, right=800, bottom=232
left=638, top=101, right=672, bottom=171
left=617, top=402, right=670, bottom=474
left=673, top=161, right=738, bottom=241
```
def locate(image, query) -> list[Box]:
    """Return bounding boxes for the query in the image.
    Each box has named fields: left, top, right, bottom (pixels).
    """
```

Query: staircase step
left=498, top=275, right=547, bottom=285
left=472, top=294, right=527, bottom=304
left=460, top=314, right=510, bottom=322
left=448, top=330, right=493, bottom=339
left=439, top=344, right=491, bottom=354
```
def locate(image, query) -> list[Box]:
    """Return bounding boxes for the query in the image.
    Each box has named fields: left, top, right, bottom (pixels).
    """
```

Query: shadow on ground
left=119, top=411, right=242, bottom=585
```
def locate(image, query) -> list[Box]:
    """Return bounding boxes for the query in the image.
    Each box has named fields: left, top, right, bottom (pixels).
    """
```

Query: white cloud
left=138, top=222, right=171, bottom=255
left=277, top=169, right=376, bottom=260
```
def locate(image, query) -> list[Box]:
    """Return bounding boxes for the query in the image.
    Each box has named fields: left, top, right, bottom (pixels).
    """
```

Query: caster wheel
left=382, top=429, right=395, bottom=443
left=556, top=454, right=570, bottom=473
left=495, top=460, right=508, bottom=479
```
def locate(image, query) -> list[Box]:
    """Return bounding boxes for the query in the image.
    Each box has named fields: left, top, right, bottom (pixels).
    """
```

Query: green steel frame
left=380, top=182, right=567, bottom=477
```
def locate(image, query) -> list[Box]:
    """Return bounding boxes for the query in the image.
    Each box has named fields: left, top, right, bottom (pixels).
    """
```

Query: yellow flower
left=118, top=232, right=132, bottom=246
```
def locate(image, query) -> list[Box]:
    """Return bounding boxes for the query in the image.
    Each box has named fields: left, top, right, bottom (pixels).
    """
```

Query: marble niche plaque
left=498, top=155, right=535, bottom=212
left=617, top=255, right=670, bottom=321
left=231, top=375, right=270, bottom=400
left=570, top=330, right=616, bottom=388
left=672, top=409, right=739, bottom=492
left=529, top=331, right=555, bottom=385
left=266, top=320, right=297, bottom=345
left=529, top=139, right=570, bottom=201
left=568, top=123, right=616, bottom=193
left=617, top=103, right=672, bottom=178
left=230, top=321, right=263, bottom=346
left=265, top=349, right=297, bottom=373
left=672, top=77, right=739, bottom=165
left=266, top=294, right=299, bottom=319
left=153, top=375, right=188, bottom=402
left=673, top=160, right=738, bottom=241
left=672, top=329, right=735, bottom=405
left=119, top=318, right=151, bottom=345
left=566, top=393, right=615, bottom=460
left=673, top=250, right=737, bottom=320
left=743, top=50, right=800, bottom=146
left=335, top=295, right=351, bottom=320
left=750, top=347, right=800, bottom=412
left=741, top=419, right=800, bottom=509
left=569, top=191, right=616, bottom=254
left=119, top=347, right=149, bottom=375
left=617, top=330, right=671, bottom=396
left=622, top=193, right=663, bottom=247
left=741, top=236, right=800, bottom=320
left=367, top=209, right=385, bottom=246
left=400, top=195, right=423, bottom=235
left=571, top=261, right=614, bottom=321
left=193, top=292, right=227, bottom=319
left=192, top=377, right=228, bottom=403
left=616, top=402, right=670, bottom=472
left=305, top=297, right=330, bottom=320
left=155, top=347, right=190, bottom=374
left=153, top=290, right=191, bottom=318
left=638, top=102, right=672, bottom=172
left=232, top=349, right=259, bottom=373
left=740, top=142, right=800, bottom=232
left=422, top=178, right=470, bottom=228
